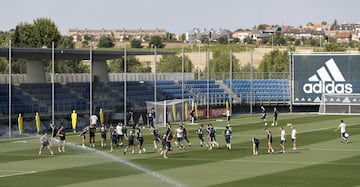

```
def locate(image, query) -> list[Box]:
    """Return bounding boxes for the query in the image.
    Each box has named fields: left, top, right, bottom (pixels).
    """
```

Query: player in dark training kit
left=100, top=124, right=107, bottom=148
left=136, top=125, right=146, bottom=154
left=109, top=124, right=117, bottom=153
left=223, top=125, right=232, bottom=150
left=39, top=132, right=54, bottom=156
left=124, top=127, right=136, bottom=155
left=196, top=124, right=206, bottom=148
left=151, top=126, right=161, bottom=151
left=57, top=125, right=66, bottom=152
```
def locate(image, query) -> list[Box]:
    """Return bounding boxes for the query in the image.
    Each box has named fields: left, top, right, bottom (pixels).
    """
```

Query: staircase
left=216, top=80, right=242, bottom=104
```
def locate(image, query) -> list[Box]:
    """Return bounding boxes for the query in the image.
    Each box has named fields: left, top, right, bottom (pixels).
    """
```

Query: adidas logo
left=303, top=58, right=353, bottom=94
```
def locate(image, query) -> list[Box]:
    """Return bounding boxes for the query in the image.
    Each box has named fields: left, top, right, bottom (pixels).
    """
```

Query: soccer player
left=50, top=121, right=58, bottom=143
left=163, top=124, right=173, bottom=159
left=291, top=125, right=297, bottom=150
left=100, top=123, right=107, bottom=148
left=124, top=126, right=136, bottom=155
left=57, top=125, right=66, bottom=152
left=136, top=125, right=146, bottom=154
left=260, top=105, right=267, bottom=126
left=90, top=114, right=98, bottom=127
left=223, top=125, right=232, bottom=150
left=190, top=109, right=196, bottom=124
left=151, top=126, right=161, bottom=151
left=80, top=125, right=89, bottom=147
left=207, top=124, right=219, bottom=150
left=182, top=124, right=191, bottom=146
left=196, top=124, right=205, bottom=148
left=116, top=122, right=125, bottom=146
left=279, top=126, right=286, bottom=153
left=174, top=124, right=184, bottom=148
left=89, top=124, right=96, bottom=148
left=335, top=120, right=348, bottom=144
left=39, top=132, right=54, bottom=156
left=147, top=108, right=155, bottom=128
left=265, top=128, right=274, bottom=154
left=272, top=107, right=278, bottom=126
left=252, top=137, right=260, bottom=155
left=225, top=109, right=231, bottom=124
left=109, top=124, right=117, bottom=153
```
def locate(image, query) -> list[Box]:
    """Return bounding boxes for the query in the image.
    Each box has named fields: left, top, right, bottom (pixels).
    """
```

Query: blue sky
left=1, top=0, right=359, bottom=35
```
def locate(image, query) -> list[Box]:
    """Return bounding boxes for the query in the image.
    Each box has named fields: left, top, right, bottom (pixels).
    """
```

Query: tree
left=130, top=39, right=142, bottom=48
left=165, top=32, right=176, bottom=41
left=97, top=36, right=114, bottom=48
left=258, top=49, right=289, bottom=78
left=48, top=36, right=88, bottom=73
left=321, top=21, right=328, bottom=25
left=12, top=18, right=61, bottom=48
left=323, top=43, right=346, bottom=52
left=243, top=36, right=254, bottom=45
left=156, top=55, right=193, bottom=73
left=107, top=56, right=150, bottom=73
left=149, top=36, right=165, bottom=48
left=0, top=31, right=12, bottom=47
left=58, top=36, right=74, bottom=49
left=204, top=50, right=240, bottom=79
left=257, top=24, right=269, bottom=30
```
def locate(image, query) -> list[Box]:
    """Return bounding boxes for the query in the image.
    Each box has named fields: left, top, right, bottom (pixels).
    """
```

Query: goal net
left=319, top=93, right=360, bottom=115
left=146, top=99, right=191, bottom=126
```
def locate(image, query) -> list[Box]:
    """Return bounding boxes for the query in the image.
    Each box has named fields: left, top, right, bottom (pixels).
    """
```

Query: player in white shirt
left=291, top=126, right=297, bottom=150
left=335, top=120, right=348, bottom=144
left=174, top=125, right=184, bottom=148
left=90, top=114, right=98, bottom=126
left=279, top=126, right=286, bottom=153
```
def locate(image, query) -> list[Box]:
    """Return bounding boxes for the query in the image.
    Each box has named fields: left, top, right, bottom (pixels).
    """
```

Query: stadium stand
left=223, top=79, right=290, bottom=103
left=183, top=80, right=229, bottom=105
left=0, top=84, right=45, bottom=115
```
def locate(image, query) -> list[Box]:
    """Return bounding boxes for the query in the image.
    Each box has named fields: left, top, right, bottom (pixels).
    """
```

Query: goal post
left=146, top=99, right=192, bottom=127
left=319, top=93, right=360, bottom=115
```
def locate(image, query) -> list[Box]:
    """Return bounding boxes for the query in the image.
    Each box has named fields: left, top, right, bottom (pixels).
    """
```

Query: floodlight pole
left=124, top=45, right=127, bottom=127
left=89, top=42, right=93, bottom=121
left=250, top=48, right=253, bottom=114
left=8, top=40, right=12, bottom=138
left=181, top=48, right=185, bottom=121
left=51, top=41, right=55, bottom=124
left=288, top=50, right=293, bottom=113
left=230, top=48, right=233, bottom=114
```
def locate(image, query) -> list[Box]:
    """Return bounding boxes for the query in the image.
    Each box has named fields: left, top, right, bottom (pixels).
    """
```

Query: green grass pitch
left=0, top=114, right=359, bottom=187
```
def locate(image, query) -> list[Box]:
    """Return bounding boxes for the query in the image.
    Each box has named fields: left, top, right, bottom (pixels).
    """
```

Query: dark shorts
left=154, top=135, right=160, bottom=142
left=90, top=132, right=95, bottom=137
left=292, top=138, right=296, bottom=143
left=166, top=142, right=172, bottom=150
left=101, top=132, right=106, bottom=139
left=261, top=114, right=266, bottom=119
left=280, top=140, right=286, bottom=145
left=177, top=137, right=183, bottom=142
left=42, top=141, right=49, bottom=147
left=210, top=136, right=216, bottom=142
left=128, top=139, right=134, bottom=146
left=198, top=135, right=204, bottom=141
left=225, top=136, right=231, bottom=144
left=138, top=138, right=144, bottom=146
left=111, top=136, right=117, bottom=144
left=227, top=116, right=231, bottom=121
left=342, top=132, right=346, bottom=138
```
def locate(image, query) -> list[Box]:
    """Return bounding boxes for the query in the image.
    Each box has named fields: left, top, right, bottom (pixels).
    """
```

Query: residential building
left=67, top=28, right=167, bottom=42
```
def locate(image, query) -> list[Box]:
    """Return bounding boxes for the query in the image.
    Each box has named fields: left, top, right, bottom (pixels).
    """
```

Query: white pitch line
left=66, top=142, right=187, bottom=187
left=134, top=157, right=360, bottom=166
left=0, top=170, right=37, bottom=178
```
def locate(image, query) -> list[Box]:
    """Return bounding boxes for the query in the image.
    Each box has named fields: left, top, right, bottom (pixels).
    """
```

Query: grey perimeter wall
left=0, top=73, right=195, bottom=84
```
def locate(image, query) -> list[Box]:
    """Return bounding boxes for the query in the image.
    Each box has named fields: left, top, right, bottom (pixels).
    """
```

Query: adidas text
left=303, top=81, right=353, bottom=94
